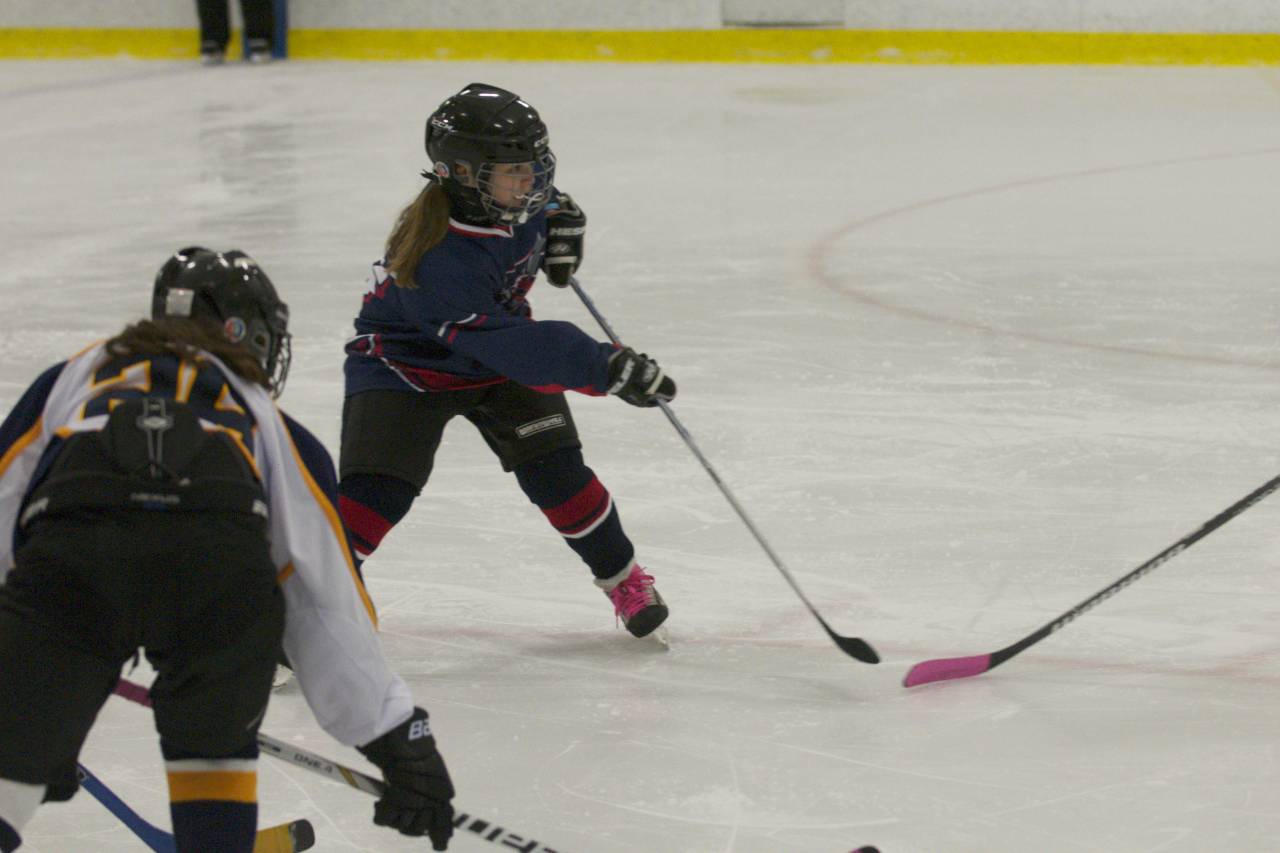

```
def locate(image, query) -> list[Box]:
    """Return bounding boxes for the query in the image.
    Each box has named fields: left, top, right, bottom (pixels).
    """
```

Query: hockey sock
left=338, top=473, right=418, bottom=565
left=514, top=448, right=635, bottom=580
left=164, top=748, right=258, bottom=853
left=0, top=778, right=42, bottom=852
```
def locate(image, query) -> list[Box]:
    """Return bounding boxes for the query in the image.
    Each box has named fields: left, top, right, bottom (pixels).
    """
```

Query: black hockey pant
left=0, top=509, right=283, bottom=793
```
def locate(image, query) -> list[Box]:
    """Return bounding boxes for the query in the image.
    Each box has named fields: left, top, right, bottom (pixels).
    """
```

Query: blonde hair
left=385, top=182, right=452, bottom=287
left=105, top=318, right=270, bottom=388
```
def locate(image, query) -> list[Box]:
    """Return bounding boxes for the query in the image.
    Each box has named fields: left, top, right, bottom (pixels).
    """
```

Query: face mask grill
left=473, top=150, right=557, bottom=224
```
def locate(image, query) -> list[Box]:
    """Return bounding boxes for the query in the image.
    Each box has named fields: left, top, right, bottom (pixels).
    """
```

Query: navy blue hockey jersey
left=344, top=211, right=616, bottom=396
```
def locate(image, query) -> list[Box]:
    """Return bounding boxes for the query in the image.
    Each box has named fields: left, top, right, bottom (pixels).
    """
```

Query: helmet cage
left=231, top=308, right=291, bottom=395
left=466, top=149, right=556, bottom=224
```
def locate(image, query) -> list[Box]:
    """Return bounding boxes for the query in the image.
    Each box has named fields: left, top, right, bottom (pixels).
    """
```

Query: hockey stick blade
left=255, top=819, right=316, bottom=853
left=902, top=654, right=993, bottom=687
left=903, top=471, right=1280, bottom=688
left=823, top=621, right=880, bottom=663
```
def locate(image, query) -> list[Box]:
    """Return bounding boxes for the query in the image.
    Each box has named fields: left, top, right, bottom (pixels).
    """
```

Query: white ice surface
left=2, top=59, right=1279, bottom=853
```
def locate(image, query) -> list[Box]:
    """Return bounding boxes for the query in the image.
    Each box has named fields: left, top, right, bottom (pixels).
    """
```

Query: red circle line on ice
left=806, top=145, right=1280, bottom=371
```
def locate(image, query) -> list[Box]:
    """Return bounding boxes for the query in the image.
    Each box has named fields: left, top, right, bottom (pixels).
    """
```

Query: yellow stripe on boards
left=0, top=28, right=195, bottom=59
left=289, top=28, right=1280, bottom=65
left=0, top=28, right=246, bottom=60
left=5, top=28, right=1280, bottom=65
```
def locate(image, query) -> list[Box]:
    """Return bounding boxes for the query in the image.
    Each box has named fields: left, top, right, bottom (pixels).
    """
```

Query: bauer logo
left=516, top=414, right=566, bottom=438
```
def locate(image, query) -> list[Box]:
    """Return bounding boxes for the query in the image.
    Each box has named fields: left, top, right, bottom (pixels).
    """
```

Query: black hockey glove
left=542, top=191, right=586, bottom=287
left=607, top=347, right=677, bottom=408
left=357, top=707, right=455, bottom=850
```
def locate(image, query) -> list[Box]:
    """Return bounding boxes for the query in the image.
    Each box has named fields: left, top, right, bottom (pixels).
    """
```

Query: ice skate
left=199, top=41, right=224, bottom=66
left=246, top=38, right=273, bottom=63
left=597, top=563, right=668, bottom=639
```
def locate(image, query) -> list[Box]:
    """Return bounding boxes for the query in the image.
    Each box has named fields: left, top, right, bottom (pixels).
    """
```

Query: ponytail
left=106, top=318, right=270, bottom=389
left=385, top=183, right=451, bottom=287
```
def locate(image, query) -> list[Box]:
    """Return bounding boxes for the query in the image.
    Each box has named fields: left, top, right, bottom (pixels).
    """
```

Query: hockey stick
left=77, top=763, right=315, bottom=852
left=568, top=277, right=880, bottom=663
left=113, top=679, right=561, bottom=852
left=903, top=471, right=1280, bottom=687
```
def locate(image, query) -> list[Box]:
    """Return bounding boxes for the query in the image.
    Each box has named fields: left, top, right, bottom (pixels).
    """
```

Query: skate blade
left=648, top=625, right=670, bottom=648
left=271, top=665, right=294, bottom=690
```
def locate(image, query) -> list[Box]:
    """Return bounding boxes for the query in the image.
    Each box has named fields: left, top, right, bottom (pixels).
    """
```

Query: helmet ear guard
left=152, top=247, right=292, bottom=396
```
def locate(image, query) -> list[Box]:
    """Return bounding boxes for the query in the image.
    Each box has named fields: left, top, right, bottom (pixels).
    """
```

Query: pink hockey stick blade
left=902, top=654, right=992, bottom=687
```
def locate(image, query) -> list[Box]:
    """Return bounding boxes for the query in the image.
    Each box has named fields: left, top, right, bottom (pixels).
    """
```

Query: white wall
left=3, top=0, right=1279, bottom=33
left=846, top=0, right=1280, bottom=33
left=290, top=1, right=722, bottom=29
left=2, top=0, right=197, bottom=27
left=2, top=0, right=722, bottom=30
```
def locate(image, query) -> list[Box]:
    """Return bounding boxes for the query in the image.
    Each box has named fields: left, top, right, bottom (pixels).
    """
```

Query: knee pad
left=513, top=447, right=592, bottom=507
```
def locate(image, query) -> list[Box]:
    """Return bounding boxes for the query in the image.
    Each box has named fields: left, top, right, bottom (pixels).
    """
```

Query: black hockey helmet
left=152, top=246, right=292, bottom=396
left=424, top=82, right=556, bottom=225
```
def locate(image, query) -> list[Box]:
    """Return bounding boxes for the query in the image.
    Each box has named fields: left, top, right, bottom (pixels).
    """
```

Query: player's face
left=486, top=162, right=536, bottom=207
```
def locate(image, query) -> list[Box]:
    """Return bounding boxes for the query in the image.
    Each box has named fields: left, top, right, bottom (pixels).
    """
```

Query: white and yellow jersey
left=0, top=342, right=413, bottom=747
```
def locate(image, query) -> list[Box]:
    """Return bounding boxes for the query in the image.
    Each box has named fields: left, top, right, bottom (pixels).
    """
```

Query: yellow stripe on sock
left=166, top=769, right=257, bottom=804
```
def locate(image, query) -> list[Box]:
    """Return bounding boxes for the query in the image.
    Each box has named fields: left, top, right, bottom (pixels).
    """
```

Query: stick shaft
left=904, top=471, right=1280, bottom=686
left=995, top=470, right=1280, bottom=666
left=78, top=764, right=171, bottom=852
left=568, top=278, right=879, bottom=663
left=113, top=679, right=558, bottom=851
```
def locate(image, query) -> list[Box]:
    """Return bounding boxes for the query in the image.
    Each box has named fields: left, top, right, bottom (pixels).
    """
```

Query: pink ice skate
left=597, top=563, right=668, bottom=638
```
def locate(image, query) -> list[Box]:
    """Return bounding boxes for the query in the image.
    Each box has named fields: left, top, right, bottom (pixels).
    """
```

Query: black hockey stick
left=903, top=471, right=1280, bottom=687
left=113, top=679, right=562, bottom=852
left=568, top=277, right=879, bottom=663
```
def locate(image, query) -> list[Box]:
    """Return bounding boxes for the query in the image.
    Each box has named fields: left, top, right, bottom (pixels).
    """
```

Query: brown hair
left=384, top=182, right=452, bottom=287
left=105, top=318, right=270, bottom=389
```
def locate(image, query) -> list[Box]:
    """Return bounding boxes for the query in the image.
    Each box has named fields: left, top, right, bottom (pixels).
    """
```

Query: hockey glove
left=542, top=191, right=586, bottom=287
left=357, top=707, right=455, bottom=850
left=607, top=347, right=677, bottom=408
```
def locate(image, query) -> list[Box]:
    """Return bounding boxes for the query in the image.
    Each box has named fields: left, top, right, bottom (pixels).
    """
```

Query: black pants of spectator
left=196, top=0, right=275, bottom=51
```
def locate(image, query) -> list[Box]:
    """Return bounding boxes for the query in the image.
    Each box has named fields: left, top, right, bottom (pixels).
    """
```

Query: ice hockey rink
left=2, top=57, right=1279, bottom=852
